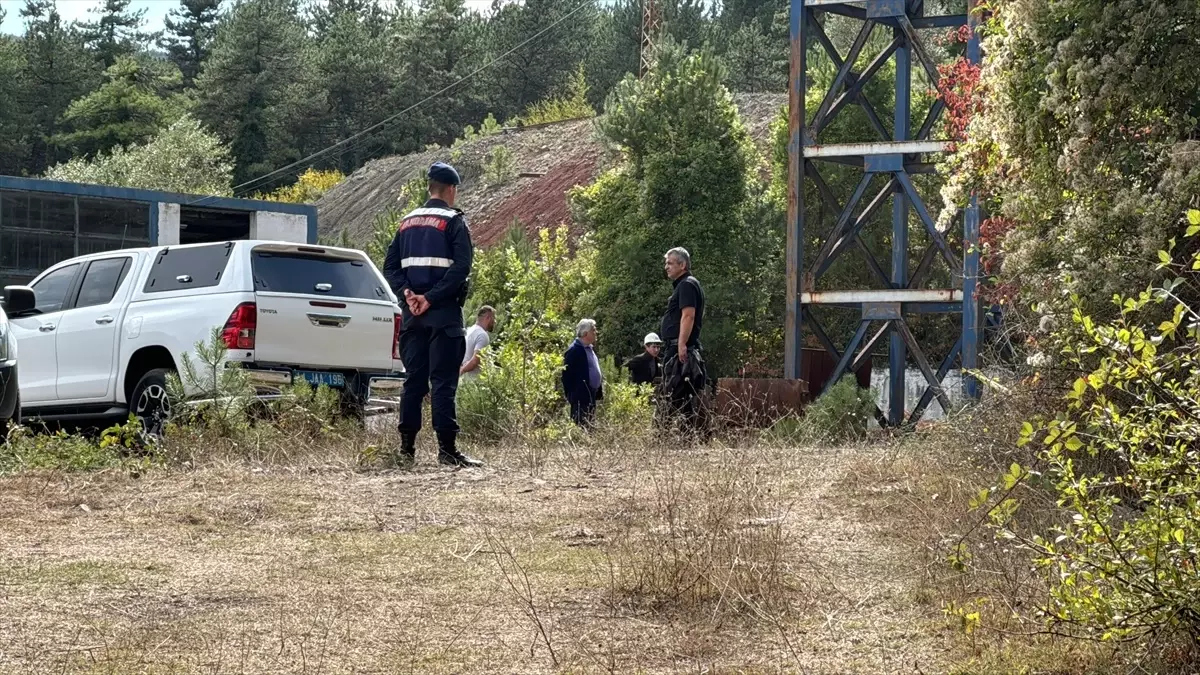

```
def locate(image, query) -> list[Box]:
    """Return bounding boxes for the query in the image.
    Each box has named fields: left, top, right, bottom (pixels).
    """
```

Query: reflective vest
left=396, top=205, right=457, bottom=293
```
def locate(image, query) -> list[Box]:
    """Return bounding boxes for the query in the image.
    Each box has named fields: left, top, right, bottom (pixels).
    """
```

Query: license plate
left=294, top=370, right=345, bottom=388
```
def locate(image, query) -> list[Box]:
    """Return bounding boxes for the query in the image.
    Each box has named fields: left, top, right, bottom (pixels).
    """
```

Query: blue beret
left=428, top=161, right=460, bottom=186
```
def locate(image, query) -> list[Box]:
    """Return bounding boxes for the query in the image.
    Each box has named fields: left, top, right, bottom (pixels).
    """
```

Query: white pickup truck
left=4, top=240, right=405, bottom=432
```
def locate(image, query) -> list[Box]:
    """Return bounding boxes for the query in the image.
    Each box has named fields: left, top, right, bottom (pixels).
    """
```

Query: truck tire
left=1, top=391, right=19, bottom=441
left=339, top=389, right=367, bottom=425
left=131, top=368, right=173, bottom=437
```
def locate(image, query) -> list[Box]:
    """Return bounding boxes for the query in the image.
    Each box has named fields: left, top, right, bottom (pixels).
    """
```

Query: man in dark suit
left=562, top=318, right=603, bottom=427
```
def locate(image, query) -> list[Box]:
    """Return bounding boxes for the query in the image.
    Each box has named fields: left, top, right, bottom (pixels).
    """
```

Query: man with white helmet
left=624, top=332, right=663, bottom=386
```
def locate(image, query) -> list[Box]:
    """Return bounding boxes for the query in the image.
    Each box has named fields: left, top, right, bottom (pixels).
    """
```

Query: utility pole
left=640, top=0, right=661, bottom=76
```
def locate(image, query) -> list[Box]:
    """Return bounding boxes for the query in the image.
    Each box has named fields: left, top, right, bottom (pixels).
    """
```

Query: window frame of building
left=0, top=189, right=151, bottom=287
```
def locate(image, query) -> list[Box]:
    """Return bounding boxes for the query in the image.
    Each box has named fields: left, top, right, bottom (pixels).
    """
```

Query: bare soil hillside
left=316, top=93, right=786, bottom=248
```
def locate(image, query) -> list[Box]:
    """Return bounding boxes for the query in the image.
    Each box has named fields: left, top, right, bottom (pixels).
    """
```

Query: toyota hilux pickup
left=5, top=240, right=405, bottom=433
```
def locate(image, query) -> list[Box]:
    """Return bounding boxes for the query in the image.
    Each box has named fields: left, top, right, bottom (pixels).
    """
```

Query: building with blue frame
left=0, top=176, right=318, bottom=285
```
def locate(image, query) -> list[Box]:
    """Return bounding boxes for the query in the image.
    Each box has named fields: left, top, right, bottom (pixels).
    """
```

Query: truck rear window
left=143, top=242, right=234, bottom=293
left=251, top=251, right=387, bottom=300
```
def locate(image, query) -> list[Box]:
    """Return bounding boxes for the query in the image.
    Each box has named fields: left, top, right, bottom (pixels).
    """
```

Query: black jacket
left=624, top=351, right=661, bottom=385
left=382, top=198, right=473, bottom=330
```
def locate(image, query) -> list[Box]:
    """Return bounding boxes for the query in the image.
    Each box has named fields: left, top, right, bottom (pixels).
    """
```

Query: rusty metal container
left=714, top=378, right=809, bottom=428
left=799, top=347, right=872, bottom=403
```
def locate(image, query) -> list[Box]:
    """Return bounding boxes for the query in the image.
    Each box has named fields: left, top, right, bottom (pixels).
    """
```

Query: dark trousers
left=659, top=343, right=708, bottom=433
left=397, top=324, right=466, bottom=434
left=569, top=394, right=597, bottom=427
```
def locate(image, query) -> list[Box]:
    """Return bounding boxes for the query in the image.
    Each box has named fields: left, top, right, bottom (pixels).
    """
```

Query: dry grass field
left=0, top=425, right=979, bottom=674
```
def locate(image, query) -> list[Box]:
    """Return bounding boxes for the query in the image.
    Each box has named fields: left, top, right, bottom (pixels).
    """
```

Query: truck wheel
left=340, top=389, right=367, bottom=425
left=1, top=391, right=19, bottom=441
left=131, top=368, right=173, bottom=437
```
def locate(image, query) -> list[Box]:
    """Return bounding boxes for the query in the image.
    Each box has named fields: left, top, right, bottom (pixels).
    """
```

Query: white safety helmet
left=643, top=332, right=663, bottom=345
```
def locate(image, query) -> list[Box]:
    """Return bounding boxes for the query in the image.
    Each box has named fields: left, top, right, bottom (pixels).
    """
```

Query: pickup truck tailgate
left=249, top=246, right=397, bottom=371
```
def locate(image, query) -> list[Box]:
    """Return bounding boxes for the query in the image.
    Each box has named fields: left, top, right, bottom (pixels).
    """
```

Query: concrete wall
left=867, top=366, right=1004, bottom=424
left=250, top=211, right=308, bottom=242
left=156, top=202, right=181, bottom=245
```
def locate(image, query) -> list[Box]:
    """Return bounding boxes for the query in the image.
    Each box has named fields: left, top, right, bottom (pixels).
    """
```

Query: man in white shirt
left=460, top=305, right=496, bottom=380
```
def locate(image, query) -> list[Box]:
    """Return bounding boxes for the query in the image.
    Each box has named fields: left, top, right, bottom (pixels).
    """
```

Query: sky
left=0, top=0, right=496, bottom=36
left=0, top=0, right=171, bottom=35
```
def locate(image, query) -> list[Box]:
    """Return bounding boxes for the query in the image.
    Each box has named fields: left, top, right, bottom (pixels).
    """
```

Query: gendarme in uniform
left=382, top=162, right=483, bottom=468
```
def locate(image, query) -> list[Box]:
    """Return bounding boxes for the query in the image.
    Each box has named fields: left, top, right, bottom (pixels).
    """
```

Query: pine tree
left=19, top=0, right=101, bottom=174
left=195, top=0, right=324, bottom=186
left=54, top=56, right=184, bottom=158
left=584, top=0, right=640, bottom=110
left=159, top=0, right=222, bottom=87
left=718, top=0, right=782, bottom=31
left=722, top=14, right=787, bottom=92
left=82, top=0, right=154, bottom=68
left=388, top=0, right=488, bottom=151
left=312, top=0, right=396, bottom=173
left=0, top=32, right=30, bottom=176
left=487, top=0, right=596, bottom=119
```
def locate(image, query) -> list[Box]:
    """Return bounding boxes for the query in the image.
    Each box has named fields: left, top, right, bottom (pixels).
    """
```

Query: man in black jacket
left=624, top=332, right=663, bottom=386
left=659, top=247, right=708, bottom=434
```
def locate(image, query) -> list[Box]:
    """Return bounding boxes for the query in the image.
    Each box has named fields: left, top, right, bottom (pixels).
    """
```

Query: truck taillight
left=392, top=313, right=402, bottom=359
left=222, top=302, right=257, bottom=350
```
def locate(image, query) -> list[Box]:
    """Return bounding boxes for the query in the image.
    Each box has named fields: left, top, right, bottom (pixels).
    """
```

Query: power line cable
left=196, top=0, right=597, bottom=204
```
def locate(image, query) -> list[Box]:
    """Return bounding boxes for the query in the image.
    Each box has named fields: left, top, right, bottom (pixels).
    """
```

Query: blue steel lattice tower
left=785, top=0, right=983, bottom=425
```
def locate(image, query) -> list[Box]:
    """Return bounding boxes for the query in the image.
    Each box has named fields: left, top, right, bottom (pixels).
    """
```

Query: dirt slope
left=316, top=93, right=786, bottom=248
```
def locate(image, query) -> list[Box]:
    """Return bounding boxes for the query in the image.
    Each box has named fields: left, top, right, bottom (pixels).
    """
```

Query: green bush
left=166, top=326, right=256, bottom=437
left=983, top=211, right=1200, bottom=649
left=947, top=0, right=1200, bottom=329
left=483, top=145, right=516, bottom=184
left=463, top=223, right=535, bottom=325
left=768, top=377, right=876, bottom=445
left=267, top=379, right=345, bottom=435
left=575, top=40, right=785, bottom=378
left=450, top=113, right=504, bottom=163
left=457, top=340, right=566, bottom=441
left=0, top=420, right=154, bottom=474
left=519, top=65, right=595, bottom=127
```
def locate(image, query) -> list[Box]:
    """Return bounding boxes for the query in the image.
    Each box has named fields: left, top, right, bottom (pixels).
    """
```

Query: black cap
left=428, top=161, right=461, bottom=186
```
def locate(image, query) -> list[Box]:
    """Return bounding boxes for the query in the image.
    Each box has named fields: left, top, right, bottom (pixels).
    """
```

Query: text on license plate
left=294, top=370, right=345, bottom=388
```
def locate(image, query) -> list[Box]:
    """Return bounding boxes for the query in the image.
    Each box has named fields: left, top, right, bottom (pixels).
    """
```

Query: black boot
left=436, top=429, right=483, bottom=468
left=395, top=430, right=417, bottom=468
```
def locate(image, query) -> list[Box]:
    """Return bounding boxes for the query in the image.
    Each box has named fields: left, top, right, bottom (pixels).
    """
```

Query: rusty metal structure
left=785, top=0, right=983, bottom=425
left=639, top=0, right=662, bottom=76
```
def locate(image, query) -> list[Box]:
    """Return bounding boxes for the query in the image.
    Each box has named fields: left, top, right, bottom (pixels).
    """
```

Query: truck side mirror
left=2, top=286, right=36, bottom=316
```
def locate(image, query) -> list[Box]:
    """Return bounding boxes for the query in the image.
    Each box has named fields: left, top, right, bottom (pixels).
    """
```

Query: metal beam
left=819, top=37, right=901, bottom=136
left=802, top=289, right=963, bottom=304
left=784, top=0, right=807, bottom=380
left=817, top=177, right=896, bottom=279
left=962, top=0, right=983, bottom=401
left=889, top=21, right=911, bottom=427
left=808, top=19, right=891, bottom=140
left=803, top=140, right=952, bottom=158
left=811, top=20, right=876, bottom=133
left=807, top=165, right=891, bottom=287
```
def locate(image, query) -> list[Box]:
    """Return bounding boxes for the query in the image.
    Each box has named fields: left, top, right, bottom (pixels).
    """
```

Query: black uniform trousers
left=659, top=342, right=708, bottom=433
left=397, top=323, right=466, bottom=434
